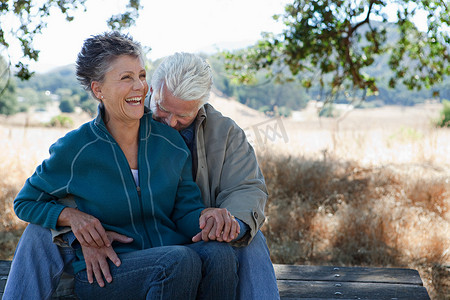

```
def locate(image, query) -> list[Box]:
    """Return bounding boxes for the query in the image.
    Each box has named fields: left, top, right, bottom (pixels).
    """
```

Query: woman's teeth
left=125, top=97, right=141, bottom=105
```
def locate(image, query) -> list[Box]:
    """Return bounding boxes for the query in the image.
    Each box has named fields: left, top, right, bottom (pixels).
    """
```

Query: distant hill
left=12, top=23, right=450, bottom=119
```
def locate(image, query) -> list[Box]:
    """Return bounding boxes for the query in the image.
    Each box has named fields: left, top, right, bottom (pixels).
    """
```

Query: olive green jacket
left=193, top=104, right=268, bottom=245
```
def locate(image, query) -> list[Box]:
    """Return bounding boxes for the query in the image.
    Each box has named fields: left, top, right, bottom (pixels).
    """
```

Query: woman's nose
left=134, top=78, right=146, bottom=90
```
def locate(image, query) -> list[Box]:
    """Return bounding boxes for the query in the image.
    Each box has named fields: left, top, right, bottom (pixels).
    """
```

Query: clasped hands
left=59, top=207, right=239, bottom=286
left=192, top=207, right=240, bottom=243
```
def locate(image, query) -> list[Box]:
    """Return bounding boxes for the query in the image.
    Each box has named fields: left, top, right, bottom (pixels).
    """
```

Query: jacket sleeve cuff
left=233, top=218, right=249, bottom=241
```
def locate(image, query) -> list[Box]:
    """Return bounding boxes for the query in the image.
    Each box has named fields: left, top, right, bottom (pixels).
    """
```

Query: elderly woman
left=9, top=32, right=237, bottom=300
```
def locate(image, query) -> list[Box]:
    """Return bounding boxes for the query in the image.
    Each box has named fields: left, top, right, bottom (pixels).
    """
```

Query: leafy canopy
left=0, top=0, right=142, bottom=80
left=224, top=0, right=449, bottom=103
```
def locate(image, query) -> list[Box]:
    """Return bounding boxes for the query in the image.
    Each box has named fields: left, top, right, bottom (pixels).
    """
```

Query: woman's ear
left=91, top=81, right=102, bottom=100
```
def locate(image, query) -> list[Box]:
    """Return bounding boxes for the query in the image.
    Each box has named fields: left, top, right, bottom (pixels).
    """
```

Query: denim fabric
left=74, top=246, right=201, bottom=300
left=3, top=224, right=76, bottom=300
left=4, top=225, right=238, bottom=300
left=4, top=226, right=276, bottom=300
left=186, top=241, right=238, bottom=299
left=233, top=231, right=280, bottom=300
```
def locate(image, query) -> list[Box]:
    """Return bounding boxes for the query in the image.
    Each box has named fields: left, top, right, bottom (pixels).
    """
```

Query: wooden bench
left=0, top=260, right=430, bottom=299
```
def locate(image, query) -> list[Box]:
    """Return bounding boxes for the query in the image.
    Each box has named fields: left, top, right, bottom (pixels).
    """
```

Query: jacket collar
left=93, top=104, right=152, bottom=139
left=195, top=104, right=208, bottom=129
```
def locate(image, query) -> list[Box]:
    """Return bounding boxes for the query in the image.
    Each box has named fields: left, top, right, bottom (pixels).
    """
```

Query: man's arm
left=196, top=106, right=268, bottom=245
left=214, top=125, right=268, bottom=244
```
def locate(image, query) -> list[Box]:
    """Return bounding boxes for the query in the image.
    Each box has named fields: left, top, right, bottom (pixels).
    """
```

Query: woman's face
left=94, top=55, right=149, bottom=125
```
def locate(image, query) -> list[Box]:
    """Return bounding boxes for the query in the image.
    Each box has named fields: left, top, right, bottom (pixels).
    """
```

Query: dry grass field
left=0, top=95, right=449, bottom=299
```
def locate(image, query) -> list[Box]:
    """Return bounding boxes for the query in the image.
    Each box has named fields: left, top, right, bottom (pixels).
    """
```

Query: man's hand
left=82, top=231, right=133, bottom=287
left=192, top=208, right=240, bottom=243
left=58, top=207, right=110, bottom=248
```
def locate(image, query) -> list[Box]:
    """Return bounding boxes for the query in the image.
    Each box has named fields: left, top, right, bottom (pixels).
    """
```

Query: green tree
left=56, top=88, right=79, bottom=113
left=0, top=54, right=18, bottom=115
left=0, top=0, right=142, bottom=80
left=17, top=87, right=52, bottom=109
left=224, top=0, right=449, bottom=104
left=59, top=98, right=75, bottom=113
left=0, top=78, right=18, bottom=115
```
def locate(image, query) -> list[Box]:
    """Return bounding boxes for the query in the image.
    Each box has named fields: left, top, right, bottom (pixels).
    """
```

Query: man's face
left=150, top=85, right=201, bottom=131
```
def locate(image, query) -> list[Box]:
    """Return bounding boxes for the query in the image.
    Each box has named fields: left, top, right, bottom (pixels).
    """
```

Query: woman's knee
left=20, top=224, right=52, bottom=244
left=208, top=242, right=236, bottom=259
left=191, top=242, right=238, bottom=271
left=171, top=246, right=202, bottom=268
left=161, top=246, right=202, bottom=280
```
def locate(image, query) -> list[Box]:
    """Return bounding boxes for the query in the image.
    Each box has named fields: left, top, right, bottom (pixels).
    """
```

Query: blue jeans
left=3, top=224, right=76, bottom=300
left=186, top=241, right=238, bottom=299
left=74, top=246, right=202, bottom=299
left=4, top=224, right=276, bottom=299
left=234, top=231, right=280, bottom=300
left=74, top=242, right=237, bottom=300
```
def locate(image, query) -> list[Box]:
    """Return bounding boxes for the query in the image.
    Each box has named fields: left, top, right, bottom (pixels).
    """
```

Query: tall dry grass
left=0, top=125, right=70, bottom=259
left=253, top=104, right=449, bottom=299
left=0, top=103, right=449, bottom=299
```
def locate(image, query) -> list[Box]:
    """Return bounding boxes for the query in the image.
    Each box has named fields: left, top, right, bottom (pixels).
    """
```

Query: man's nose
left=167, top=114, right=178, bottom=128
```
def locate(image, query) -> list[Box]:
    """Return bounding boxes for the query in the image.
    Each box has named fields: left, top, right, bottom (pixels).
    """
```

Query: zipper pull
left=136, top=186, right=141, bottom=196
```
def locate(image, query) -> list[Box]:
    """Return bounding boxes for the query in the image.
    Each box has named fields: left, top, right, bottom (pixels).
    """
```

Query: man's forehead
left=158, top=91, right=200, bottom=116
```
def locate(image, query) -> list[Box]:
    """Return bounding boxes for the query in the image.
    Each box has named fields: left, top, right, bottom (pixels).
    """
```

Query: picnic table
left=0, top=260, right=430, bottom=299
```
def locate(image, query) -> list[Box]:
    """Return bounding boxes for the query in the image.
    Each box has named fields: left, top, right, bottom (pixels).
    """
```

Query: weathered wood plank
left=278, top=280, right=430, bottom=299
left=274, top=264, right=424, bottom=285
left=0, top=260, right=430, bottom=300
left=0, top=261, right=10, bottom=277
left=0, top=260, right=11, bottom=300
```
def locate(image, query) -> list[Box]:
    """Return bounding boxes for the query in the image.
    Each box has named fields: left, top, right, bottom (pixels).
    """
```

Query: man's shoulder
left=203, top=103, right=241, bottom=130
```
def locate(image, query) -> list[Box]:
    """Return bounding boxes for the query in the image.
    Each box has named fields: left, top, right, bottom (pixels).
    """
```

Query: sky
left=9, top=0, right=291, bottom=73
left=3, top=0, right=431, bottom=74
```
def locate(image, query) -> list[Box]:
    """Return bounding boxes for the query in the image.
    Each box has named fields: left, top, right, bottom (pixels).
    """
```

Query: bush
left=59, top=98, right=75, bottom=113
left=48, top=114, right=74, bottom=128
left=436, top=99, right=450, bottom=127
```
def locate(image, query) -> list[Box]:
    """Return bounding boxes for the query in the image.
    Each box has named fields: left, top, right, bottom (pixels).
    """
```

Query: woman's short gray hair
left=76, top=31, right=144, bottom=99
left=151, top=52, right=213, bottom=106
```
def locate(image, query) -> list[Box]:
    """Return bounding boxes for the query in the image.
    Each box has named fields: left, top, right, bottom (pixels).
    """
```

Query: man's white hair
left=151, top=52, right=213, bottom=106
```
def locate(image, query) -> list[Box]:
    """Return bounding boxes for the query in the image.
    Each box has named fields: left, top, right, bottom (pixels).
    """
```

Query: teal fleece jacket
left=14, top=106, right=205, bottom=273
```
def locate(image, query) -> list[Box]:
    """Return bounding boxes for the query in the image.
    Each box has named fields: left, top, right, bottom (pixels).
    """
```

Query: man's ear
left=91, top=81, right=102, bottom=99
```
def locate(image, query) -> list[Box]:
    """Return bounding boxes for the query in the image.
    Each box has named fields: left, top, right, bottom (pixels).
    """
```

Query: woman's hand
left=82, top=244, right=118, bottom=287
left=192, top=208, right=240, bottom=243
left=57, top=207, right=110, bottom=248
left=82, top=231, right=133, bottom=287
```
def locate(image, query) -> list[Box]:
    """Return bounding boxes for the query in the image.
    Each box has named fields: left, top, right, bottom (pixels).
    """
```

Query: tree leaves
left=0, top=0, right=141, bottom=80
left=224, top=0, right=449, bottom=102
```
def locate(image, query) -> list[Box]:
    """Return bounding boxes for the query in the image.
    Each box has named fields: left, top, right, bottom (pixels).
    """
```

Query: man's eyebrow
left=158, top=101, right=169, bottom=112
left=158, top=100, right=193, bottom=117
left=178, top=112, right=193, bottom=117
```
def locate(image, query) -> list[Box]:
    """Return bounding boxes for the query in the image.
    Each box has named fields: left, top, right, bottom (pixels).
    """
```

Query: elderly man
left=4, top=52, right=279, bottom=300
left=148, top=52, right=279, bottom=299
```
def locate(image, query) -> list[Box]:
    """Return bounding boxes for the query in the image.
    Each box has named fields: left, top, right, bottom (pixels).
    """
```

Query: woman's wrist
left=56, top=207, right=77, bottom=227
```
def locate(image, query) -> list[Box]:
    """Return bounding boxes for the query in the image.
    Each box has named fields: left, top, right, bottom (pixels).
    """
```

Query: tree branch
left=350, top=0, right=374, bottom=35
